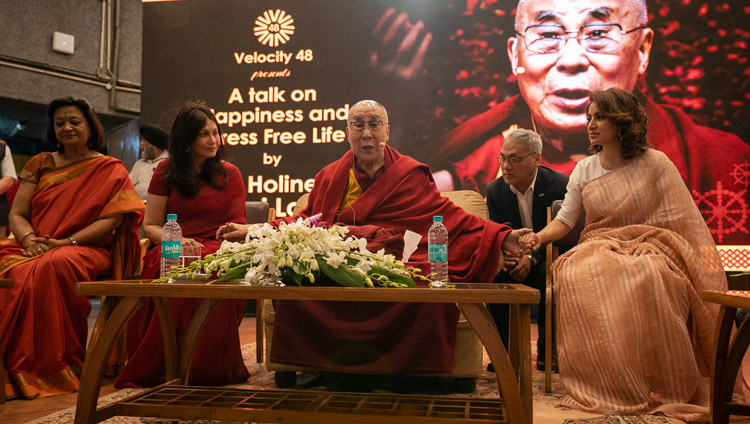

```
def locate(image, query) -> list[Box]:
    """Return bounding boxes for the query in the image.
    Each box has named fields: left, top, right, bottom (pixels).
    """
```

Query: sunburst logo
left=254, top=10, right=295, bottom=47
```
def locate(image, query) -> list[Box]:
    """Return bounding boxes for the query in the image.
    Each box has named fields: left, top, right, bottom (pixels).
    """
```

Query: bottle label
left=428, top=244, right=448, bottom=262
left=162, top=240, right=182, bottom=258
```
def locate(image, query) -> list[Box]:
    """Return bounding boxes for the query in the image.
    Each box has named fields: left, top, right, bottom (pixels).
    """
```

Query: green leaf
left=368, top=265, right=416, bottom=287
left=281, top=267, right=305, bottom=286
left=215, top=263, right=252, bottom=281
left=316, top=255, right=366, bottom=287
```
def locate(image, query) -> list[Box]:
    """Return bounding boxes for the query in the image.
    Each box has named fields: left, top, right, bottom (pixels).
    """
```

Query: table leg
left=75, top=296, right=142, bottom=424
left=178, top=298, right=221, bottom=384
left=459, top=302, right=528, bottom=424
left=153, top=297, right=178, bottom=381
left=256, top=299, right=264, bottom=363
left=509, top=303, right=520, bottom=379
left=515, top=303, right=532, bottom=424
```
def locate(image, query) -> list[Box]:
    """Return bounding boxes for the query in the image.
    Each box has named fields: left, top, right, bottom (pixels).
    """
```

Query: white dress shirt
left=129, top=150, right=168, bottom=201
left=509, top=168, right=538, bottom=230
left=1, top=145, right=17, bottom=183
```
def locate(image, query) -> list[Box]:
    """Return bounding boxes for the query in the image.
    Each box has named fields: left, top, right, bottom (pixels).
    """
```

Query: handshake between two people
left=501, top=229, right=543, bottom=282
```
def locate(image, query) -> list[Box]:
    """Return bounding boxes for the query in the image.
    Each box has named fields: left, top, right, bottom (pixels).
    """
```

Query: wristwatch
left=526, top=254, right=537, bottom=266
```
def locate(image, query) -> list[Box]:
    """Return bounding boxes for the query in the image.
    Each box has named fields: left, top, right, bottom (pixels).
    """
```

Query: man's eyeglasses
left=349, top=120, right=385, bottom=133
left=516, top=23, right=646, bottom=54
left=497, top=152, right=537, bottom=165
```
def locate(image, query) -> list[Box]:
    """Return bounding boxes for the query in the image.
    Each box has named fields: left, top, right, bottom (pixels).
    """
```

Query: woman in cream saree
left=553, top=148, right=726, bottom=420
left=522, top=88, right=733, bottom=421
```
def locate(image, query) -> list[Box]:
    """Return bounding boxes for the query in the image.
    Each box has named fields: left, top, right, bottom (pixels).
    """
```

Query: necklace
left=63, top=150, right=92, bottom=163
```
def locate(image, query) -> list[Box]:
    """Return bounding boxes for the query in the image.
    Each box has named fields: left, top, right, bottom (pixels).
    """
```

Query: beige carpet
left=561, top=415, right=675, bottom=424
left=29, top=343, right=686, bottom=424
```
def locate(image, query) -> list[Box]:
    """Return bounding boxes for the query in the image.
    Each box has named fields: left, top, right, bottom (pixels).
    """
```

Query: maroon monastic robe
left=270, top=146, right=509, bottom=373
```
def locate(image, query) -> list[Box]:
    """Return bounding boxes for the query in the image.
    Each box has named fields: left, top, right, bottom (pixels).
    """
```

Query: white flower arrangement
left=156, top=214, right=419, bottom=288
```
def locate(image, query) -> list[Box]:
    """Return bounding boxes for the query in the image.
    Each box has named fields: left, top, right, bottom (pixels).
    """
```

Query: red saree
left=270, top=146, right=509, bottom=373
left=553, top=149, right=734, bottom=421
left=115, top=161, right=249, bottom=388
left=0, top=154, right=143, bottom=399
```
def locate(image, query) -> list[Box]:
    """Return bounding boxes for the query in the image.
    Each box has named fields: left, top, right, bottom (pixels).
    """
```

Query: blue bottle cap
left=167, top=213, right=177, bottom=220
left=433, top=216, right=443, bottom=222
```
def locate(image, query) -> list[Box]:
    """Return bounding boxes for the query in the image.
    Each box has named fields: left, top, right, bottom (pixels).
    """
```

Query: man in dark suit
left=486, top=128, right=568, bottom=371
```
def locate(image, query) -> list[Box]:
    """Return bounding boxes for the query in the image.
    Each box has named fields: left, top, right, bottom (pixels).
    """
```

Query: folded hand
left=216, top=223, right=251, bottom=242
left=509, top=254, right=532, bottom=281
left=23, top=236, right=62, bottom=256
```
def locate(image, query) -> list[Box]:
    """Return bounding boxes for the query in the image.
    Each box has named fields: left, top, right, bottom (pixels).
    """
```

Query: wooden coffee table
left=74, top=280, right=538, bottom=424
left=702, top=290, right=750, bottom=424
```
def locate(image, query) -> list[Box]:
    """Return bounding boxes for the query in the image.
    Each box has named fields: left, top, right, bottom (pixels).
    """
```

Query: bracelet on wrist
left=68, top=236, right=78, bottom=246
left=19, top=231, right=36, bottom=244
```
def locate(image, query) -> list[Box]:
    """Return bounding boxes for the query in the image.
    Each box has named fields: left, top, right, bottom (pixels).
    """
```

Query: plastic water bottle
left=160, top=213, right=182, bottom=278
left=428, top=215, right=449, bottom=288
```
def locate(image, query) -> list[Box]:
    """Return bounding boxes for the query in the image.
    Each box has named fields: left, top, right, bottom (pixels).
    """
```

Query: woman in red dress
left=115, top=102, right=249, bottom=387
left=0, top=96, right=144, bottom=398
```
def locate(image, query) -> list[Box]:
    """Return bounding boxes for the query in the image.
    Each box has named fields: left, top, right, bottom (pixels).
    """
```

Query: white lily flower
left=355, top=261, right=372, bottom=273
left=326, top=252, right=345, bottom=268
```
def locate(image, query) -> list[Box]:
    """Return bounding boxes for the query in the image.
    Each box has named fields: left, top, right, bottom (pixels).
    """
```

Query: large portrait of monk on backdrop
left=369, top=0, right=749, bottom=245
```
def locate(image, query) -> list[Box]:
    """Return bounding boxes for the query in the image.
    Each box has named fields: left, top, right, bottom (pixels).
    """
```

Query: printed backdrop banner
left=142, top=0, right=750, bottom=245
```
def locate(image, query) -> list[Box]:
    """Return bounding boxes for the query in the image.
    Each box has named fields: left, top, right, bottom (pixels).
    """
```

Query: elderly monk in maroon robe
left=218, top=100, right=527, bottom=375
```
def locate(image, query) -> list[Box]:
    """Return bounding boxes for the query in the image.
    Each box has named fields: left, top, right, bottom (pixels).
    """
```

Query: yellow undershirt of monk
left=339, top=169, right=362, bottom=211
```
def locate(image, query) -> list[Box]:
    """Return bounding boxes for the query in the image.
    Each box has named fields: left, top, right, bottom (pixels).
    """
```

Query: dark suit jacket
left=486, top=165, right=568, bottom=266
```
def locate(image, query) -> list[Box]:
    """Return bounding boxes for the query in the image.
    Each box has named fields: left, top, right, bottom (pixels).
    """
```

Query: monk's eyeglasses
left=516, top=23, right=646, bottom=54
left=349, top=120, right=384, bottom=133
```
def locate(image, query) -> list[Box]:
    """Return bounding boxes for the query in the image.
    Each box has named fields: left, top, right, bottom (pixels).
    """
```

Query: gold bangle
left=19, top=231, right=35, bottom=243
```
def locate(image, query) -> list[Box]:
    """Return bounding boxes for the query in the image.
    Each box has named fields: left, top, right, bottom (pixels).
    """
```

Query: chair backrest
left=550, top=199, right=585, bottom=249
left=245, top=201, right=271, bottom=224
left=441, top=190, right=488, bottom=220
left=292, top=193, right=310, bottom=216
left=290, top=191, right=488, bottom=220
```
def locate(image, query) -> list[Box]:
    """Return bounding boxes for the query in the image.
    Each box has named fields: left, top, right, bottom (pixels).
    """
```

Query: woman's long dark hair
left=164, top=102, right=227, bottom=197
left=587, top=88, right=651, bottom=159
left=46, top=96, right=105, bottom=152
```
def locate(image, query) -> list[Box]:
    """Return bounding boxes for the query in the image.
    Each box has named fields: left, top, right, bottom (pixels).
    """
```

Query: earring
left=513, top=66, right=526, bottom=75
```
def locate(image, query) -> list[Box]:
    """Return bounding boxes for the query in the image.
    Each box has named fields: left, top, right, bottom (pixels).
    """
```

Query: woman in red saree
left=0, top=96, right=144, bottom=399
left=115, top=102, right=249, bottom=388
left=522, top=88, right=737, bottom=421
